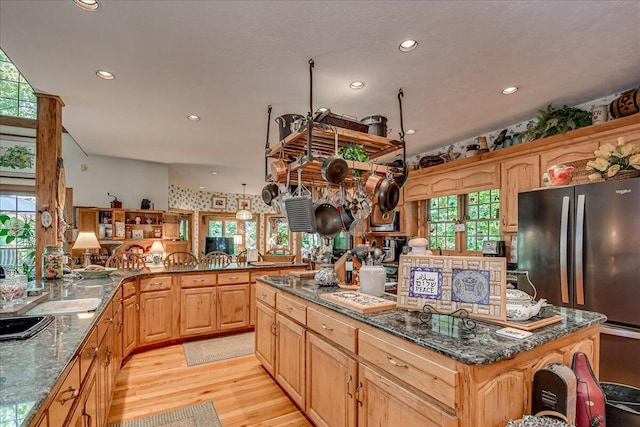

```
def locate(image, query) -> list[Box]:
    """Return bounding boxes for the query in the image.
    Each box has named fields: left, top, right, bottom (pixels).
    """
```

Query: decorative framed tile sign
left=397, top=254, right=506, bottom=321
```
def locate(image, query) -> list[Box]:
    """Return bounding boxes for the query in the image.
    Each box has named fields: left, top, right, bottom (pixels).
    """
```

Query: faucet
left=437, top=247, right=442, bottom=256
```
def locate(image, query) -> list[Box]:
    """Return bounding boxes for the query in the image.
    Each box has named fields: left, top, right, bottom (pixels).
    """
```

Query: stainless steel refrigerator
left=517, top=177, right=640, bottom=387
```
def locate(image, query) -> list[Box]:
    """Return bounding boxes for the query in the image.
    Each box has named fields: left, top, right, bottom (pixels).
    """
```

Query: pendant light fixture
left=236, top=183, right=252, bottom=220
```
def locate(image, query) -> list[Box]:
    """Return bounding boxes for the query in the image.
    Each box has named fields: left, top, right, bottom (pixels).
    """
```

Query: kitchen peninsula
left=255, top=275, right=606, bottom=427
left=0, top=262, right=307, bottom=427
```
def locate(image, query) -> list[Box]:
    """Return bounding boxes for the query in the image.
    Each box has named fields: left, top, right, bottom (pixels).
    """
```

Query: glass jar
left=314, top=264, right=339, bottom=287
left=43, top=245, right=63, bottom=280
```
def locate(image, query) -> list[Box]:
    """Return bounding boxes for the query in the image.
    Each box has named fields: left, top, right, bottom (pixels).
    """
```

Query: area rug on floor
left=183, top=331, right=254, bottom=367
left=107, top=402, right=221, bottom=427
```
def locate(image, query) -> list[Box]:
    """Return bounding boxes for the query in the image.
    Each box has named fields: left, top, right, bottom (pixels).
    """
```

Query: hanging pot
left=261, top=183, right=280, bottom=206
left=313, top=186, right=342, bottom=238
left=337, top=185, right=355, bottom=231
left=376, top=174, right=400, bottom=213
left=270, top=159, right=287, bottom=182
left=275, top=114, right=305, bottom=141
left=364, top=173, right=383, bottom=195
left=321, top=127, right=348, bottom=184
left=370, top=204, right=395, bottom=225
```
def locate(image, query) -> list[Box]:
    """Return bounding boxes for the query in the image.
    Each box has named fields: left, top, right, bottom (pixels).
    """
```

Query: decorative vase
left=604, top=169, right=640, bottom=180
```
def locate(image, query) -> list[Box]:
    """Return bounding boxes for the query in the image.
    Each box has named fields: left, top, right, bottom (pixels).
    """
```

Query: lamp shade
left=235, top=209, right=252, bottom=220
left=72, top=231, right=101, bottom=250
left=233, top=234, right=243, bottom=245
left=150, top=240, right=165, bottom=253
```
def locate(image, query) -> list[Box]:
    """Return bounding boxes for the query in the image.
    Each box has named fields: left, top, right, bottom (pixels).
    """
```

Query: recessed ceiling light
left=210, top=171, right=218, bottom=175
left=350, top=81, right=365, bottom=90
left=317, top=107, right=328, bottom=113
left=399, top=39, right=418, bottom=52
left=199, top=186, right=204, bottom=189
left=73, top=0, right=100, bottom=11
left=187, top=115, right=201, bottom=121
left=502, top=86, right=518, bottom=95
left=96, top=70, right=114, bottom=80
left=406, top=129, right=416, bottom=135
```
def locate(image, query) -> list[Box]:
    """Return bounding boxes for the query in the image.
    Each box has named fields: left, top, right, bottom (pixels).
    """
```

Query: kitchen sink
left=0, top=315, right=54, bottom=341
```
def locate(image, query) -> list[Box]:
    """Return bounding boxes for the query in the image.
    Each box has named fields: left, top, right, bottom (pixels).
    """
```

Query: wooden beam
left=0, top=114, right=69, bottom=133
left=35, top=93, right=65, bottom=279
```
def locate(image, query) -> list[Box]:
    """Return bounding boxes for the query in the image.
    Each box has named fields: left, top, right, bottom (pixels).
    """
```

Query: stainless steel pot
left=275, top=114, right=305, bottom=141
left=261, top=183, right=279, bottom=206
left=321, top=127, right=348, bottom=184
left=361, top=115, right=388, bottom=137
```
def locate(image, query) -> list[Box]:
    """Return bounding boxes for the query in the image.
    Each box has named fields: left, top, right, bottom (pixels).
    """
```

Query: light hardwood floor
left=107, top=343, right=312, bottom=426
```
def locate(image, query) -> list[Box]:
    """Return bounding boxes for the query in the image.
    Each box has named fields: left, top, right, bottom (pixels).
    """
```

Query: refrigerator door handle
left=601, top=324, right=640, bottom=340
left=575, top=194, right=586, bottom=305
left=559, top=196, right=570, bottom=304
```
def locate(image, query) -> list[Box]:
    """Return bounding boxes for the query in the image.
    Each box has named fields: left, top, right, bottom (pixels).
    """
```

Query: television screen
left=205, top=237, right=234, bottom=255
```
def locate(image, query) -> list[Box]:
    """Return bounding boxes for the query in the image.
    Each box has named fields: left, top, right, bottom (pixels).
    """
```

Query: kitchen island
left=0, top=263, right=307, bottom=427
left=255, top=275, right=606, bottom=427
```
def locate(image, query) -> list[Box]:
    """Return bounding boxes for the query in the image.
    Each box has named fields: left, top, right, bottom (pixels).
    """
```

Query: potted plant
left=525, top=104, right=592, bottom=142
left=586, top=137, right=640, bottom=181
left=0, top=214, right=36, bottom=279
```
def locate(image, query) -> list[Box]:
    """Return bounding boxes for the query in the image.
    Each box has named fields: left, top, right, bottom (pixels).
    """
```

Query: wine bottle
left=345, top=251, right=353, bottom=284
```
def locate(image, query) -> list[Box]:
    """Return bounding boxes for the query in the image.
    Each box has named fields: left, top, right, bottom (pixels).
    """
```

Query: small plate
left=73, top=267, right=117, bottom=278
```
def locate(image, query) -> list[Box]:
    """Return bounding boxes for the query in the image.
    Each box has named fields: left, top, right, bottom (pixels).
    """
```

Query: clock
left=41, top=210, right=53, bottom=228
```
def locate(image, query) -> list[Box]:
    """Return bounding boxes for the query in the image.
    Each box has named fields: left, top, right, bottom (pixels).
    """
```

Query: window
left=0, top=48, right=37, bottom=119
left=201, top=213, right=256, bottom=255
left=426, top=189, right=501, bottom=253
left=465, top=189, right=501, bottom=251
left=265, top=215, right=290, bottom=252
left=427, top=195, right=458, bottom=251
left=0, top=192, right=36, bottom=276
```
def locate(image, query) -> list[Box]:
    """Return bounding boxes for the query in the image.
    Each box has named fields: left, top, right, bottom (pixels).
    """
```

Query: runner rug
left=183, top=332, right=254, bottom=367
left=107, top=402, right=221, bottom=427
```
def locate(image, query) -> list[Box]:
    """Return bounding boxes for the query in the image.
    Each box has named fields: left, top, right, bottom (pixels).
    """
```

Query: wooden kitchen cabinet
left=47, top=357, right=81, bottom=427
left=539, top=140, right=600, bottom=174
left=139, top=290, right=175, bottom=344
left=255, top=300, right=276, bottom=376
left=306, top=332, right=357, bottom=427
left=122, top=296, right=138, bottom=358
left=162, top=212, right=180, bottom=239
left=180, top=287, right=217, bottom=336
left=217, top=283, right=250, bottom=331
left=500, top=154, right=540, bottom=232
left=357, top=365, right=458, bottom=427
left=275, top=312, right=306, bottom=409
left=77, top=373, right=98, bottom=427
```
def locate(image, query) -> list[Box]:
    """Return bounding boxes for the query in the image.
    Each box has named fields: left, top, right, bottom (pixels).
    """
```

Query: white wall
left=62, top=134, right=169, bottom=210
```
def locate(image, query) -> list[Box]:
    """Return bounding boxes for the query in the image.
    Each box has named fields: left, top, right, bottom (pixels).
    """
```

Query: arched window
left=0, top=48, right=37, bottom=119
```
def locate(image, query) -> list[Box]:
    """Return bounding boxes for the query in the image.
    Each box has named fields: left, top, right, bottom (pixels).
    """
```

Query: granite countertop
left=256, top=275, right=607, bottom=366
left=0, top=263, right=307, bottom=426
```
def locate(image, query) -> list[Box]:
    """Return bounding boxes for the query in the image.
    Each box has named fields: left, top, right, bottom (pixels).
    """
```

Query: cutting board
left=491, top=314, right=564, bottom=331
left=289, top=270, right=318, bottom=278
left=320, top=291, right=396, bottom=314
left=27, top=298, right=102, bottom=316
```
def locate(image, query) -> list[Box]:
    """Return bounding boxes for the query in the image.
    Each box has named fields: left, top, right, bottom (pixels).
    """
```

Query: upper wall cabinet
left=404, top=162, right=499, bottom=201
left=500, top=155, right=540, bottom=233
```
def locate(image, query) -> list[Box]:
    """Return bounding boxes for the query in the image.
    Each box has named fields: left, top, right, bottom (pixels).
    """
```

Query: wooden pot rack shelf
left=267, top=123, right=404, bottom=186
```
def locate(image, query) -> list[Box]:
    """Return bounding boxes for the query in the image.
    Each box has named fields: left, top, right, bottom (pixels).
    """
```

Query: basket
left=262, top=254, right=296, bottom=263
left=604, top=169, right=640, bottom=181
left=562, top=158, right=599, bottom=185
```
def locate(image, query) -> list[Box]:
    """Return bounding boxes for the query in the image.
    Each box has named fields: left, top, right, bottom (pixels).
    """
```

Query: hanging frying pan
left=376, top=172, right=400, bottom=213
left=321, top=127, right=348, bottom=184
left=261, top=183, right=279, bottom=206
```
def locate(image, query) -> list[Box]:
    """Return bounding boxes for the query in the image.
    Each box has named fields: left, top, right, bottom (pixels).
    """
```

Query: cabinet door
left=139, top=290, right=174, bottom=344
left=500, top=155, right=540, bottom=232
left=78, top=372, right=98, bottom=427
left=250, top=283, right=256, bottom=326
left=113, top=302, right=123, bottom=371
left=306, top=332, right=357, bottom=427
left=47, top=358, right=81, bottom=427
left=540, top=140, right=600, bottom=173
left=217, top=284, right=250, bottom=331
left=122, top=295, right=138, bottom=357
left=76, top=208, right=98, bottom=235
left=162, top=212, right=180, bottom=239
left=255, top=301, right=276, bottom=376
left=357, top=365, right=457, bottom=427
left=180, top=287, right=217, bottom=336
left=98, top=321, right=114, bottom=427
left=275, top=313, right=306, bottom=409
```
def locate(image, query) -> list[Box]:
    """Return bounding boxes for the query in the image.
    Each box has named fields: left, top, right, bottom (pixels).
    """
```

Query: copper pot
left=365, top=174, right=383, bottom=195
left=270, top=159, right=287, bottom=182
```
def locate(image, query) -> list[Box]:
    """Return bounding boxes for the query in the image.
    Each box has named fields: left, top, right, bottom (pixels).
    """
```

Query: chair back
left=106, top=251, right=146, bottom=271
left=164, top=251, right=199, bottom=269
left=201, top=251, right=232, bottom=268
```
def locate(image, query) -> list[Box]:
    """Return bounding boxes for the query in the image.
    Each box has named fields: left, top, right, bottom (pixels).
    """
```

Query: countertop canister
left=43, top=245, right=63, bottom=280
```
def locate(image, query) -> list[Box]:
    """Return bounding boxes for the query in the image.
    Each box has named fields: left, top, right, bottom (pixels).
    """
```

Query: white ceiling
left=1, top=0, right=639, bottom=196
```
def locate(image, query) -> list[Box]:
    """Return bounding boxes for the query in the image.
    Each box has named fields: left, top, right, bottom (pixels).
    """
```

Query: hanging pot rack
left=266, top=59, right=405, bottom=188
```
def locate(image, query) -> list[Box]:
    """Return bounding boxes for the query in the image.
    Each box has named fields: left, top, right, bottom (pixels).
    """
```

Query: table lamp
left=149, top=240, right=165, bottom=266
left=72, top=231, right=101, bottom=267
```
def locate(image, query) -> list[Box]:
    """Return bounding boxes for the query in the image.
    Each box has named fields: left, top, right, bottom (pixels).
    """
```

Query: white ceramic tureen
left=506, top=288, right=547, bottom=321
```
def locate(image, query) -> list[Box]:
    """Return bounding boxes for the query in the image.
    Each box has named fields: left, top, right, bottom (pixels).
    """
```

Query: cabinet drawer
left=97, top=300, right=114, bottom=343
left=306, top=307, right=356, bottom=353
left=181, top=273, right=216, bottom=288
left=358, top=330, right=458, bottom=409
left=47, top=357, right=81, bottom=427
left=250, top=269, right=280, bottom=282
left=255, top=281, right=277, bottom=307
left=122, top=279, right=137, bottom=299
left=79, top=327, right=98, bottom=385
left=276, top=293, right=306, bottom=325
left=140, top=275, right=173, bottom=292
left=218, top=271, right=249, bottom=284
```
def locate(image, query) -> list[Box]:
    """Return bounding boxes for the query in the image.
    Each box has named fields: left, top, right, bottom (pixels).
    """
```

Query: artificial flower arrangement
left=587, top=137, right=640, bottom=181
